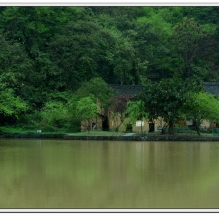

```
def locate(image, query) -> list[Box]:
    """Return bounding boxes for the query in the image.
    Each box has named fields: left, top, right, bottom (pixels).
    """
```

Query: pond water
left=0, top=139, right=219, bottom=209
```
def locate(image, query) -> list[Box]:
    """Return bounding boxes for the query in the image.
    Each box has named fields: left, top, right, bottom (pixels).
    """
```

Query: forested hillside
left=1, top=6, right=219, bottom=130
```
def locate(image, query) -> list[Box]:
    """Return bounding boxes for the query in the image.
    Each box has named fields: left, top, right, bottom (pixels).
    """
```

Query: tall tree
left=139, top=76, right=202, bottom=134
left=125, top=100, right=148, bottom=135
left=185, top=91, right=219, bottom=135
left=75, top=96, right=100, bottom=131
left=171, top=17, right=215, bottom=79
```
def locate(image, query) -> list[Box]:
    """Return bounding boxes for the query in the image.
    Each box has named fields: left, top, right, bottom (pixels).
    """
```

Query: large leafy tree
left=40, top=101, right=69, bottom=130
left=48, top=19, right=137, bottom=89
left=185, top=92, right=219, bottom=135
left=76, top=77, right=114, bottom=109
left=171, top=17, right=215, bottom=79
left=75, top=96, right=100, bottom=131
left=125, top=100, right=148, bottom=135
left=68, top=78, right=113, bottom=130
left=0, top=87, right=27, bottom=125
left=48, top=21, right=110, bottom=90
left=129, top=9, right=173, bottom=80
left=0, top=34, right=34, bottom=98
left=139, top=76, right=201, bottom=134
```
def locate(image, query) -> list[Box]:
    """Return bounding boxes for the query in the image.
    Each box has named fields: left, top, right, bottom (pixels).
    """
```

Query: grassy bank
left=0, top=126, right=125, bottom=136
left=67, top=131, right=125, bottom=136
left=0, top=126, right=72, bottom=135
left=0, top=126, right=215, bottom=137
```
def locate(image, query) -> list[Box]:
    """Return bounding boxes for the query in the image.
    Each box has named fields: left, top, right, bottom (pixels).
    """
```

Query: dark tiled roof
left=109, top=82, right=219, bottom=97
left=203, top=82, right=219, bottom=96
left=109, top=84, right=144, bottom=97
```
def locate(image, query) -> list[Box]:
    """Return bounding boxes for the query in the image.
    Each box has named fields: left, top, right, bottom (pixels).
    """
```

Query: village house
left=81, top=82, right=219, bottom=132
left=81, top=84, right=162, bottom=132
left=107, top=84, right=162, bottom=133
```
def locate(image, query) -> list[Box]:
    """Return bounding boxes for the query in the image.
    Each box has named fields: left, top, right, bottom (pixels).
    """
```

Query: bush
left=174, top=126, right=195, bottom=134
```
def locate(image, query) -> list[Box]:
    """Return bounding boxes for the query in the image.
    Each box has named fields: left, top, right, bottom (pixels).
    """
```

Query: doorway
left=102, top=116, right=109, bottom=131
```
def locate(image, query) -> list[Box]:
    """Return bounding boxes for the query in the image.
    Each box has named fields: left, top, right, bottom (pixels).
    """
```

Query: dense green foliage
left=138, top=76, right=203, bottom=134
left=1, top=6, right=219, bottom=130
left=186, top=92, right=219, bottom=135
left=126, top=100, right=148, bottom=134
left=75, top=96, right=100, bottom=131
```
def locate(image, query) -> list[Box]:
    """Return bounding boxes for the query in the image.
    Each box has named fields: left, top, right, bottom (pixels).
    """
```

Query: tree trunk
left=195, top=121, right=200, bottom=136
left=141, top=122, right=143, bottom=135
left=87, top=119, right=91, bottom=132
left=168, top=120, right=174, bottom=134
left=115, top=116, right=125, bottom=132
left=161, top=123, right=168, bottom=134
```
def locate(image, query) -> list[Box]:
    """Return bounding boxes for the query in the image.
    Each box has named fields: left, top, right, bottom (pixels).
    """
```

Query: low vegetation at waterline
left=67, top=131, right=125, bottom=136
left=0, top=126, right=72, bottom=135
left=0, top=126, right=216, bottom=137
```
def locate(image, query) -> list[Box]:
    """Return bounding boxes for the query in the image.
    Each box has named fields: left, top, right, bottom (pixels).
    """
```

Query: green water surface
left=0, top=139, right=219, bottom=209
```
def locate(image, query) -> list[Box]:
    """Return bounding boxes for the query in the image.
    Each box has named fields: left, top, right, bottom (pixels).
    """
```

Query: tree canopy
left=139, top=76, right=202, bottom=134
left=185, top=91, right=219, bottom=135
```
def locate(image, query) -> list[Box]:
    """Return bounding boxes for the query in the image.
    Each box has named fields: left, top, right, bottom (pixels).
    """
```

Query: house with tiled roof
left=110, top=82, right=219, bottom=97
left=81, top=82, right=219, bottom=132
left=106, top=84, right=161, bottom=132
left=81, top=84, right=147, bottom=132
left=108, top=82, right=219, bottom=132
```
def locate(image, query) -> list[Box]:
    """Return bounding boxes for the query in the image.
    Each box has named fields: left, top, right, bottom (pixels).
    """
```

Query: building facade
left=81, top=82, right=219, bottom=132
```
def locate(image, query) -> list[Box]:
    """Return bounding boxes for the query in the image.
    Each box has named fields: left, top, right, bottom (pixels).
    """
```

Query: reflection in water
left=0, top=139, right=219, bottom=208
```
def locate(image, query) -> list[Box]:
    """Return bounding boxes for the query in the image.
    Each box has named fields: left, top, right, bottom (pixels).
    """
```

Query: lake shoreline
left=1, top=133, right=219, bottom=141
